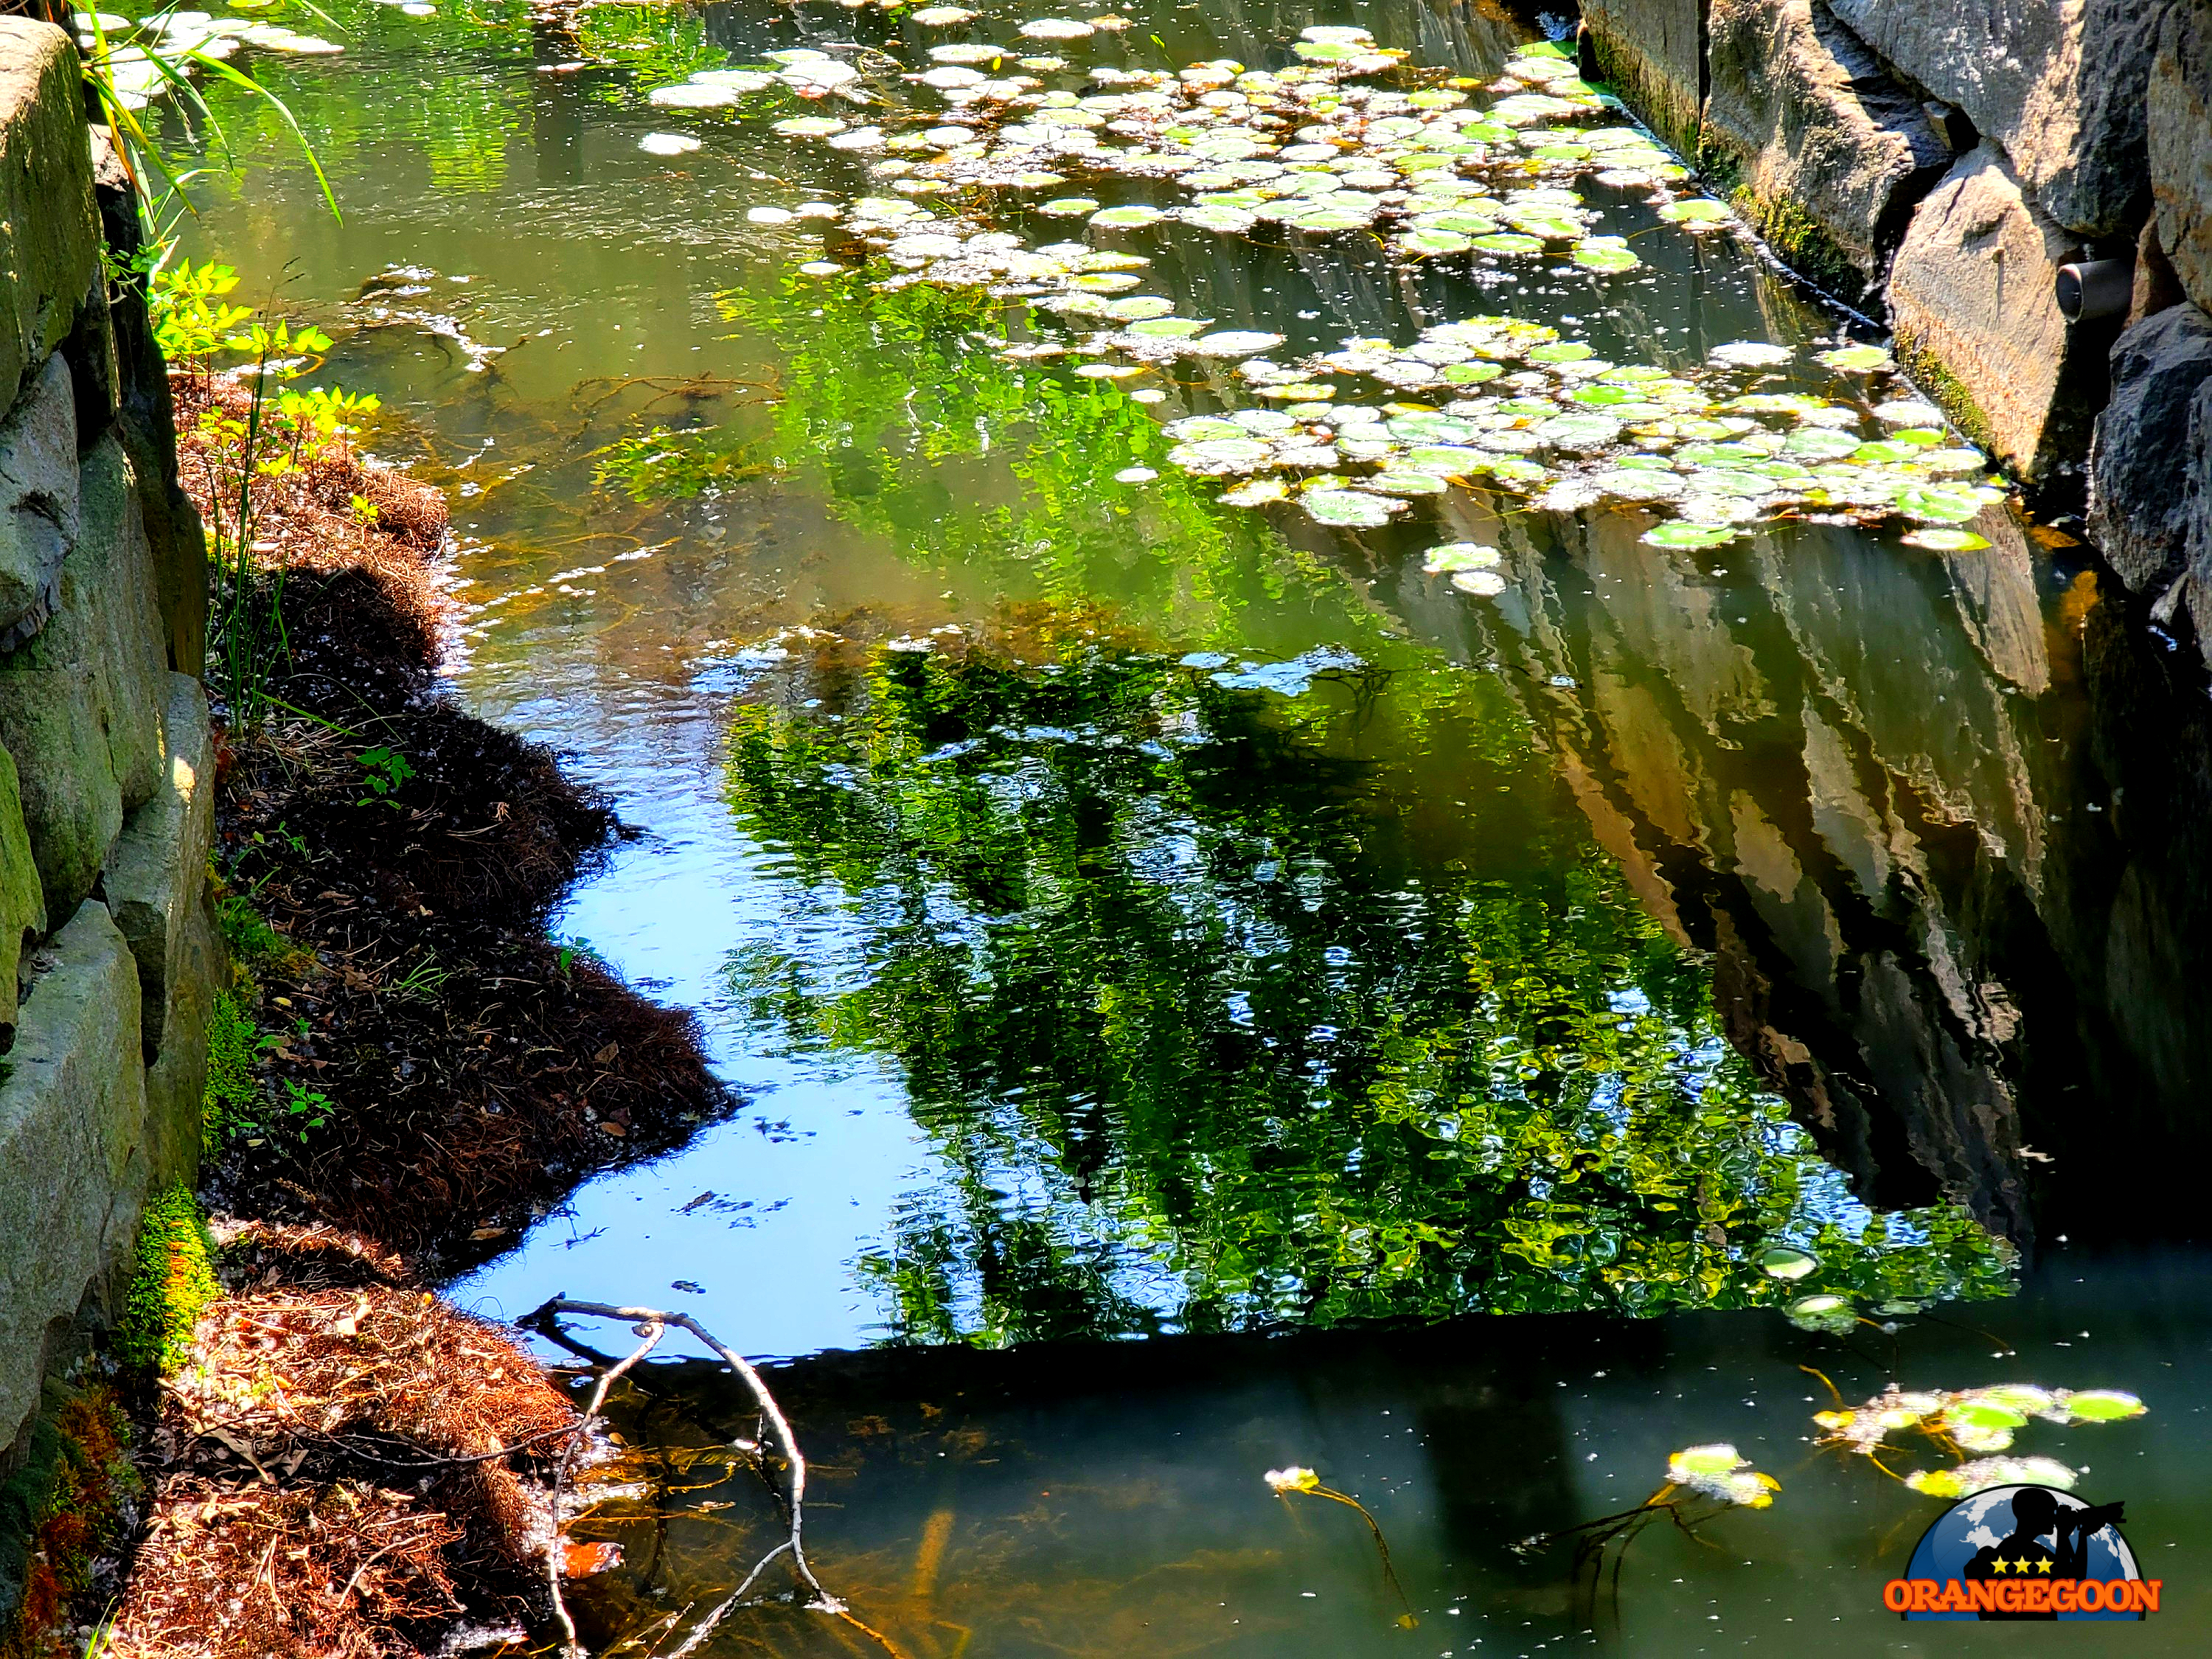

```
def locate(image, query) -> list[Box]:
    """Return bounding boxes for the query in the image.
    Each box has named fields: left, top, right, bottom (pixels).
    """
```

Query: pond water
left=145, top=0, right=2212, bottom=1648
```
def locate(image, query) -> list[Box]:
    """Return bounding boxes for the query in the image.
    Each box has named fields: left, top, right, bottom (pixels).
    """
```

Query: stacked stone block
left=0, top=14, right=216, bottom=1523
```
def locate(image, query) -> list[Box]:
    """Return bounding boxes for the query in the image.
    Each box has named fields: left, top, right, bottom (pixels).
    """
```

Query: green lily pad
left=1403, top=445, right=1490, bottom=474
left=1896, top=484, right=1983, bottom=522
left=1817, top=344, right=1895, bottom=372
left=1527, top=342, right=1594, bottom=364
left=1643, top=521, right=1739, bottom=549
left=1759, top=1246, right=1819, bottom=1281
left=1659, top=198, right=1729, bottom=224
left=1127, top=316, right=1208, bottom=338
left=1573, top=239, right=1641, bottom=272
left=1471, top=232, right=1544, bottom=255
left=1422, top=540, right=1500, bottom=573
left=1784, top=427, right=1865, bottom=459
left=1091, top=205, right=1166, bottom=229
left=1304, top=489, right=1402, bottom=526
left=2057, top=1390, right=2146, bottom=1423
left=1399, top=229, right=1474, bottom=256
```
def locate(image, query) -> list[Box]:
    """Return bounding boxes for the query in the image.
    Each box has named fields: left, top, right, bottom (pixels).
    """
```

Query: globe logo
left=1885, top=1484, right=2157, bottom=1621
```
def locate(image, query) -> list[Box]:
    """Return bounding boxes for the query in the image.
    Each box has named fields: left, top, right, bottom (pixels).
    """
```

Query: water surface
left=150, top=0, right=2212, bottom=1647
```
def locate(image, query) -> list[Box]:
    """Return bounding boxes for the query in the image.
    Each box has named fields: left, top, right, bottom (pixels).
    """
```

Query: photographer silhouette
left=1962, top=1489, right=2126, bottom=1620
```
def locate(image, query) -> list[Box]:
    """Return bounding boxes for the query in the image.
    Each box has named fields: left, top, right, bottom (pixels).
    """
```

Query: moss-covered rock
left=1702, top=0, right=1950, bottom=307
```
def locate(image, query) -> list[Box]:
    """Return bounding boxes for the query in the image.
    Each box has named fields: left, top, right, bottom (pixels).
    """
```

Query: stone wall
left=1579, top=0, right=2212, bottom=661
left=0, top=11, right=216, bottom=1539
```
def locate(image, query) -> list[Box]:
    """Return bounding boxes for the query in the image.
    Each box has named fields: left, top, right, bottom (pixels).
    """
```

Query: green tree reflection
left=724, top=633, right=2011, bottom=1345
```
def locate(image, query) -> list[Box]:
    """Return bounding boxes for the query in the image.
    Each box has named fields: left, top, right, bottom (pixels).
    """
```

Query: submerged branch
left=530, top=1298, right=908, bottom=1659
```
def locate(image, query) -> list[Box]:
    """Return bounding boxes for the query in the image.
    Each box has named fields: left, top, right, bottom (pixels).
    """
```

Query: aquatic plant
left=1811, top=1377, right=2147, bottom=1496
left=1265, top=1465, right=1416, bottom=1627
left=678, top=21, right=2009, bottom=564
left=1517, top=1441, right=1778, bottom=1624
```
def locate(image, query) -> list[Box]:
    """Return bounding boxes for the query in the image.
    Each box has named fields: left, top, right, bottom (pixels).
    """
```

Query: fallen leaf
left=597, top=1122, right=626, bottom=1137
left=562, top=1540, right=622, bottom=1578
left=593, top=1041, right=619, bottom=1064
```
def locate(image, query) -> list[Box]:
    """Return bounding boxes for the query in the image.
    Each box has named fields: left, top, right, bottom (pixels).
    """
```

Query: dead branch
left=531, top=1298, right=906, bottom=1659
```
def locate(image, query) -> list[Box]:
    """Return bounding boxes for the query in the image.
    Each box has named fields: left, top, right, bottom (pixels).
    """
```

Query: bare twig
left=530, top=1298, right=907, bottom=1659
left=546, top=1313, right=665, bottom=1659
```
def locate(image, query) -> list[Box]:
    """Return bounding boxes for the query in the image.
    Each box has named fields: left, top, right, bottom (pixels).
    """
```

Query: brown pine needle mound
left=114, top=1270, right=580, bottom=1658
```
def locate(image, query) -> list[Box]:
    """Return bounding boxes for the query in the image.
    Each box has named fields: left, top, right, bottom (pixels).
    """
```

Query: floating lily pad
left=1784, top=427, right=1865, bottom=459
left=1366, top=469, right=1451, bottom=495
left=1817, top=344, right=1895, bottom=372
left=1218, top=477, right=1289, bottom=506
left=1896, top=484, right=1983, bottom=522
left=1759, top=1246, right=1819, bottom=1281
left=1659, top=198, right=1729, bottom=225
left=1450, top=568, right=1507, bottom=597
left=1126, top=316, right=1208, bottom=338
left=1399, top=229, right=1474, bottom=256
left=1422, top=541, right=1501, bottom=574
left=1178, top=330, right=1281, bottom=357
left=2057, top=1390, right=2146, bottom=1423
left=1643, top=521, right=1739, bottom=549
left=773, top=116, right=848, bottom=137
left=1164, top=416, right=1243, bottom=441
left=1708, top=341, right=1794, bottom=369
left=1304, top=489, right=1402, bottom=526
left=1091, top=204, right=1167, bottom=229
left=1528, top=341, right=1594, bottom=364
left=1471, top=232, right=1544, bottom=255
left=1572, top=238, right=1640, bottom=271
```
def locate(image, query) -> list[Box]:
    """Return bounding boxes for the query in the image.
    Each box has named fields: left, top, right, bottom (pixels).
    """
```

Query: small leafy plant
left=355, top=745, right=416, bottom=807
left=274, top=1078, right=335, bottom=1141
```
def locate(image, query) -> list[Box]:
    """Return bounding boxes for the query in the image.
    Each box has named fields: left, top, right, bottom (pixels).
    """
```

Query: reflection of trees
left=723, top=636, right=2011, bottom=1345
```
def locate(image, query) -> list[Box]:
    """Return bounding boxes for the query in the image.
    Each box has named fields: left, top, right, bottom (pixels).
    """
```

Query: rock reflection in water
left=1446, top=498, right=2212, bottom=1253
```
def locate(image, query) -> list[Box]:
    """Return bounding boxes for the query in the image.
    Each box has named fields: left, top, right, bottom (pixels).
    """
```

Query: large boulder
left=1888, top=145, right=2112, bottom=484
left=102, top=674, right=214, bottom=1060
left=0, top=900, right=147, bottom=1468
left=88, top=129, right=205, bottom=676
left=1826, top=0, right=2165, bottom=238
left=0, top=435, right=170, bottom=922
left=1579, top=0, right=1708, bottom=159
left=1703, top=0, right=1952, bottom=303
left=2151, top=0, right=2212, bottom=313
left=0, top=21, right=98, bottom=411
left=2087, top=304, right=2212, bottom=597
left=0, top=353, right=75, bottom=651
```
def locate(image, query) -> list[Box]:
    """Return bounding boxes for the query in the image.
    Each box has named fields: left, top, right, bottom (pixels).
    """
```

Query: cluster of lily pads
left=1814, top=1381, right=2146, bottom=1498
left=668, top=17, right=2013, bottom=566
left=733, top=28, right=1683, bottom=271
left=86, top=8, right=344, bottom=108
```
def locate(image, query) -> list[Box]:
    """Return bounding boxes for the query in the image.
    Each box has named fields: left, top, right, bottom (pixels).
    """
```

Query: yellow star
left=2034, top=1559, right=2053, bottom=1575
left=1991, top=1558, right=2010, bottom=1574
